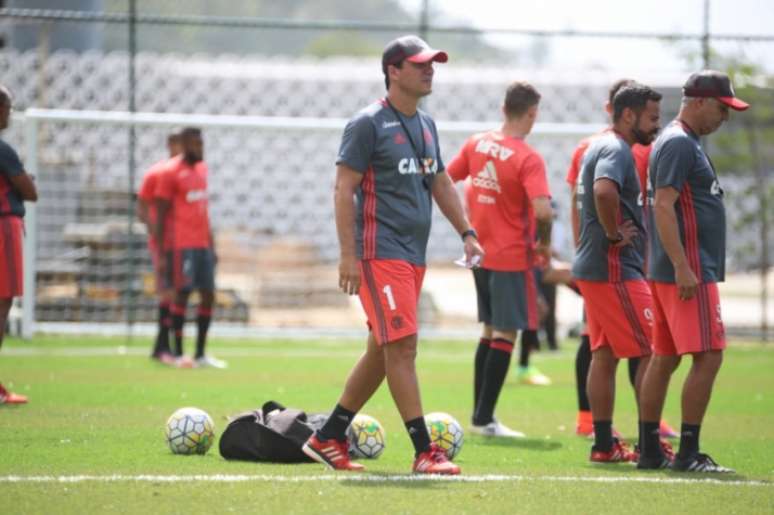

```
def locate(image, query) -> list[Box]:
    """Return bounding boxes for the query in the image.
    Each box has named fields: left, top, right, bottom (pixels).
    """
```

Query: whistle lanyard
left=675, top=119, right=720, bottom=183
left=385, top=97, right=427, bottom=170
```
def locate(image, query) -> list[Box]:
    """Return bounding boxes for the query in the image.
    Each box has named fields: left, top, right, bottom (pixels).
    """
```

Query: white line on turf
left=0, top=474, right=769, bottom=487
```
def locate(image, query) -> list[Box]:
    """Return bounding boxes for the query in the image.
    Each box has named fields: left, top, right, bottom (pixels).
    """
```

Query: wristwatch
left=606, top=231, right=624, bottom=244
left=461, top=229, right=478, bottom=241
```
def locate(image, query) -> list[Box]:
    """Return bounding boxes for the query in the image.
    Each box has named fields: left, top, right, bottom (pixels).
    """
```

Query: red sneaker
left=302, top=433, right=364, bottom=471
left=576, top=411, right=593, bottom=436
left=0, top=383, right=28, bottom=405
left=412, top=443, right=461, bottom=475
left=590, top=438, right=636, bottom=463
left=576, top=412, right=622, bottom=440
left=659, top=420, right=679, bottom=439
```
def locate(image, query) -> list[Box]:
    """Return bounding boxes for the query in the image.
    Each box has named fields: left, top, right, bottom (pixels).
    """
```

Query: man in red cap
left=638, top=70, right=749, bottom=472
left=302, top=35, right=483, bottom=475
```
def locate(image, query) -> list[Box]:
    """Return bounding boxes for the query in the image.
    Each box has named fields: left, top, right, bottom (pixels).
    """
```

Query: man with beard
left=155, top=127, right=225, bottom=369
left=571, top=84, right=662, bottom=463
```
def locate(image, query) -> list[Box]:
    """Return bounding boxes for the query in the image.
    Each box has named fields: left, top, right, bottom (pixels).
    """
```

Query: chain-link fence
left=0, top=4, right=771, bottom=338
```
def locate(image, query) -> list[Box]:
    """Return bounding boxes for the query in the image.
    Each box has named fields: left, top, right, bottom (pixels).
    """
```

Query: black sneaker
left=637, top=453, right=672, bottom=470
left=672, top=452, right=734, bottom=473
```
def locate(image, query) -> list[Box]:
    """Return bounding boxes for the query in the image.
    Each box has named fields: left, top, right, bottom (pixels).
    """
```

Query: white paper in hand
left=454, top=254, right=481, bottom=269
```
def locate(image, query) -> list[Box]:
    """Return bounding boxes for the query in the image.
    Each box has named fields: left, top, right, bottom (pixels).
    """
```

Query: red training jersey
left=154, top=155, right=211, bottom=250
left=138, top=158, right=173, bottom=250
left=448, top=131, right=551, bottom=271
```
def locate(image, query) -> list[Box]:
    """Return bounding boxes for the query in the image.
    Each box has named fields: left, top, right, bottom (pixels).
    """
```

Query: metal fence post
left=22, top=114, right=38, bottom=340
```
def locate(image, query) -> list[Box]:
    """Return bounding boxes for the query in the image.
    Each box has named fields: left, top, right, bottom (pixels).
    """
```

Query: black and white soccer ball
left=346, top=414, right=386, bottom=459
left=425, top=411, right=464, bottom=460
left=165, top=407, right=215, bottom=455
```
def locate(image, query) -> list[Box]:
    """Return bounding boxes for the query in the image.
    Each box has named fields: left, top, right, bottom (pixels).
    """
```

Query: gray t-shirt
left=648, top=120, right=726, bottom=283
left=572, top=132, right=646, bottom=282
left=336, top=99, right=444, bottom=266
left=0, top=138, right=25, bottom=217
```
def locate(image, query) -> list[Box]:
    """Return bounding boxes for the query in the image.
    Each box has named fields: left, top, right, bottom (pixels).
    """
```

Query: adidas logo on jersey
left=472, top=161, right=501, bottom=193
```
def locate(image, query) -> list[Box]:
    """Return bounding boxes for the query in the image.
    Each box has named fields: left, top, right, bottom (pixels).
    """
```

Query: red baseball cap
left=381, top=35, right=448, bottom=74
left=683, top=70, right=750, bottom=111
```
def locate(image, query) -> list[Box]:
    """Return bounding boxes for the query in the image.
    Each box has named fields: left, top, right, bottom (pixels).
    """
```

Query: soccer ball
left=425, top=412, right=464, bottom=460
left=346, top=414, right=386, bottom=459
left=165, top=407, right=215, bottom=455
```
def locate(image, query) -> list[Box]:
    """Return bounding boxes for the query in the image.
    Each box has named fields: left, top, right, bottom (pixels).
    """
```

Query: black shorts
left=166, top=248, right=216, bottom=292
left=473, top=268, right=539, bottom=331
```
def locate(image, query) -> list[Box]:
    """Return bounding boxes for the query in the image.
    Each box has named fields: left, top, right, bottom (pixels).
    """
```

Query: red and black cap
left=381, top=35, right=448, bottom=74
left=683, top=70, right=750, bottom=111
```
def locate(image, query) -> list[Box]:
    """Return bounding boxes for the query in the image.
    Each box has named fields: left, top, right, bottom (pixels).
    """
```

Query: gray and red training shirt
left=0, top=138, right=26, bottom=217
left=571, top=132, right=646, bottom=282
left=336, top=98, right=444, bottom=266
left=648, top=120, right=726, bottom=283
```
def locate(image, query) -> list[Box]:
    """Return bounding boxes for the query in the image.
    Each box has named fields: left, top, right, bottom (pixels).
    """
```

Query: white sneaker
left=470, top=419, right=525, bottom=438
left=195, top=355, right=228, bottom=369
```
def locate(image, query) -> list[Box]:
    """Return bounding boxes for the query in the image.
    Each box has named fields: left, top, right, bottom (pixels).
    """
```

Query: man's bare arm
left=334, top=164, right=364, bottom=295
left=653, top=186, right=698, bottom=300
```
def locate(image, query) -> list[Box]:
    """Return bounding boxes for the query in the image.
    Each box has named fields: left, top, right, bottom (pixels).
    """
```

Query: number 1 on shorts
left=383, top=284, right=397, bottom=311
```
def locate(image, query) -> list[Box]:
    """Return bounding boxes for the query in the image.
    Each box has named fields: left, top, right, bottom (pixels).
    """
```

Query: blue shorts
left=167, top=248, right=216, bottom=292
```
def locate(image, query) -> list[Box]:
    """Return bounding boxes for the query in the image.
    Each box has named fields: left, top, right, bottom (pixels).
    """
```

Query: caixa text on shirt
left=398, top=157, right=438, bottom=175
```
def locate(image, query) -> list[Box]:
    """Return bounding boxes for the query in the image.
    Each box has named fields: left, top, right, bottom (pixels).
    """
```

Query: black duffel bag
left=218, top=400, right=329, bottom=463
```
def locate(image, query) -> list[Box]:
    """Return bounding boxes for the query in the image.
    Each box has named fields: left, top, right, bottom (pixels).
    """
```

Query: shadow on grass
left=340, top=470, right=447, bottom=489
left=469, top=437, right=562, bottom=452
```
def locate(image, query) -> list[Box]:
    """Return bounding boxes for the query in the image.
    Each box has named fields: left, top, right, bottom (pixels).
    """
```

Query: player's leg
left=540, top=280, right=558, bottom=350
left=472, top=270, right=526, bottom=437
left=191, top=248, right=224, bottom=367
left=516, top=271, right=551, bottom=385
left=673, top=350, right=726, bottom=470
left=303, top=332, right=383, bottom=472
left=313, top=331, right=385, bottom=442
left=575, top=331, right=593, bottom=435
left=471, top=268, right=492, bottom=412
left=578, top=279, right=647, bottom=462
left=0, top=218, right=27, bottom=404
left=0, top=297, right=11, bottom=348
left=638, top=282, right=682, bottom=468
left=587, top=345, right=618, bottom=452
left=171, top=289, right=190, bottom=363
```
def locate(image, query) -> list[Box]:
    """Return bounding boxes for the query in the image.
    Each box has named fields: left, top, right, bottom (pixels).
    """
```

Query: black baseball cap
left=682, top=70, right=750, bottom=111
left=381, top=35, right=448, bottom=75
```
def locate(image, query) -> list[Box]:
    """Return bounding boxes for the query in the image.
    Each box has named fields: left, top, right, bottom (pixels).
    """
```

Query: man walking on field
left=638, top=71, right=748, bottom=472
left=303, top=35, right=483, bottom=474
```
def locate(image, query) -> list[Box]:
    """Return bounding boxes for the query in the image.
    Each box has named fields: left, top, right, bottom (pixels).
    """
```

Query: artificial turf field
left=0, top=335, right=772, bottom=515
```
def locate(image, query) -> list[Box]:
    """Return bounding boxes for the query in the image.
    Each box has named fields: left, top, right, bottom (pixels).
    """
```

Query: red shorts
left=359, top=259, right=425, bottom=345
left=577, top=279, right=653, bottom=358
left=0, top=216, right=23, bottom=298
left=651, top=281, right=726, bottom=355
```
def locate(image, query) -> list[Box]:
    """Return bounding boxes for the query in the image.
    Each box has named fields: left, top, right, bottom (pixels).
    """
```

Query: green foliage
left=1, top=336, right=773, bottom=514
left=97, top=0, right=503, bottom=59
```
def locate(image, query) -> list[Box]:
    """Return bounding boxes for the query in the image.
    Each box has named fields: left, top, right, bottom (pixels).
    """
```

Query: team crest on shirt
left=710, top=180, right=722, bottom=196
left=394, top=132, right=407, bottom=145
left=423, top=128, right=433, bottom=144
